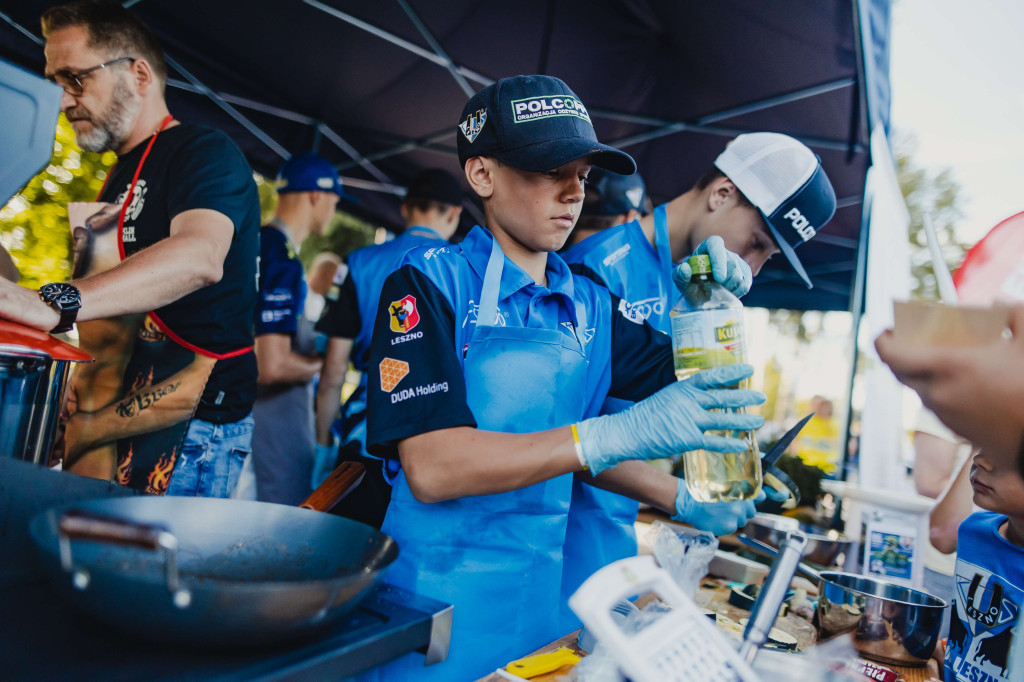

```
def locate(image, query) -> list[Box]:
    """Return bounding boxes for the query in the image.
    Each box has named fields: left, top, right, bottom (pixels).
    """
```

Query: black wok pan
left=29, top=462, right=399, bottom=647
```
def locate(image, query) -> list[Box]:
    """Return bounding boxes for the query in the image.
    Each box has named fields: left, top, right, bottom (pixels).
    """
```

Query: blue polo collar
left=461, top=226, right=581, bottom=327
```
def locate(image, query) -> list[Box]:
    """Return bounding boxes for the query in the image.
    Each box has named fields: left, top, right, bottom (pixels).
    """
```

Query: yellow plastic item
left=506, top=646, right=581, bottom=678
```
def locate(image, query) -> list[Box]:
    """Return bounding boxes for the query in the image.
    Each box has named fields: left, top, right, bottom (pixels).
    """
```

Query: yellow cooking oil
left=670, top=254, right=762, bottom=503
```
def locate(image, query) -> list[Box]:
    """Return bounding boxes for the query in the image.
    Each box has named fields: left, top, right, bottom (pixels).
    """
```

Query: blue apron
left=360, top=237, right=590, bottom=681
left=559, top=205, right=674, bottom=631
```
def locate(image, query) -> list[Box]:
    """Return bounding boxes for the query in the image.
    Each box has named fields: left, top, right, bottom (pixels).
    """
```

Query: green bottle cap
left=688, top=254, right=712, bottom=275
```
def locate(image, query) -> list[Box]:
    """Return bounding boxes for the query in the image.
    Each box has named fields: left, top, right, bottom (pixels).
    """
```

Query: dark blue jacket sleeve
left=366, top=265, right=476, bottom=456
left=255, top=230, right=303, bottom=336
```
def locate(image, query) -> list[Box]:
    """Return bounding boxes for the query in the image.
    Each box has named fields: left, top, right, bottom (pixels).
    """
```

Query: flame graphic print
left=115, top=445, right=133, bottom=486
left=145, top=449, right=176, bottom=495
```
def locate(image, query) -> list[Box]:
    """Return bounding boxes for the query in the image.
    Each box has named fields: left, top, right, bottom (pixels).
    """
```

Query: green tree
left=0, top=117, right=116, bottom=288
left=2, top=124, right=380, bottom=290
left=894, top=133, right=968, bottom=300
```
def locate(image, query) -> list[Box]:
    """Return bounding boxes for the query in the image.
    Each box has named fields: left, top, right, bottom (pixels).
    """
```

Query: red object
left=953, top=210, right=1024, bottom=306
left=850, top=660, right=899, bottom=682
left=0, top=319, right=92, bottom=362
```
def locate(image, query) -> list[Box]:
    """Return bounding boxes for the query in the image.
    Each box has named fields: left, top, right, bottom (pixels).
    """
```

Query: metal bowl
left=742, top=513, right=856, bottom=569
left=816, top=571, right=948, bottom=667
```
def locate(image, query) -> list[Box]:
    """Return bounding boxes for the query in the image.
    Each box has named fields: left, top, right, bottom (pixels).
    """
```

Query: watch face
left=41, top=283, right=81, bottom=307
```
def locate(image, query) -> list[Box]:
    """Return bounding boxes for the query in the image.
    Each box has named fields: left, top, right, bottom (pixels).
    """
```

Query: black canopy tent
left=0, top=0, right=894, bottom=313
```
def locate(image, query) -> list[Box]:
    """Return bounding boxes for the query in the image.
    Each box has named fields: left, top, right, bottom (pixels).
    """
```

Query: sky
left=890, top=0, right=1024, bottom=246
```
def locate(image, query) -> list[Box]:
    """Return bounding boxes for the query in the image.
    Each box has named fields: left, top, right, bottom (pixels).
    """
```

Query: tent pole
left=164, top=55, right=289, bottom=159
left=609, top=120, right=859, bottom=154
left=167, top=80, right=318, bottom=124
left=311, top=123, right=323, bottom=154
left=396, top=0, right=476, bottom=97
left=318, top=125, right=394, bottom=184
left=335, top=128, right=456, bottom=171
left=0, top=11, right=42, bottom=45
left=696, top=78, right=855, bottom=125
left=304, top=0, right=493, bottom=87
left=831, top=0, right=878, bottom=532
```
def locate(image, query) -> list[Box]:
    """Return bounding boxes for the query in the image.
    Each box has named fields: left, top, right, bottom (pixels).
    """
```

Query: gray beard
left=70, top=78, right=142, bottom=153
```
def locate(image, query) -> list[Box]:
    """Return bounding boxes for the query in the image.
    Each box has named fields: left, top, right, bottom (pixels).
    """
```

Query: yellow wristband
left=571, top=423, right=588, bottom=470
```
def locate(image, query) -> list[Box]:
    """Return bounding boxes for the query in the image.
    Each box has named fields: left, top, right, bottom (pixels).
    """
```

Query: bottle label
left=671, top=309, right=745, bottom=371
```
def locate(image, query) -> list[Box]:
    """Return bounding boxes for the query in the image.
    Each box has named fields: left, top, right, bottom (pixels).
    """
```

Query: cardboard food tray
left=892, top=300, right=1010, bottom=346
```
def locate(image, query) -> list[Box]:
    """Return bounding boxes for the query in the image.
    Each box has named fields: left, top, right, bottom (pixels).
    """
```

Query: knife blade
left=761, top=412, right=815, bottom=471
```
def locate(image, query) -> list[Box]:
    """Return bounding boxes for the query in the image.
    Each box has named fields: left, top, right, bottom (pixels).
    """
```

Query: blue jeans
left=166, top=414, right=254, bottom=498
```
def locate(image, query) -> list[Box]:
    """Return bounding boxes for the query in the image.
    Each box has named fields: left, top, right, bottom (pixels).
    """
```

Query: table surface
left=475, top=582, right=940, bottom=682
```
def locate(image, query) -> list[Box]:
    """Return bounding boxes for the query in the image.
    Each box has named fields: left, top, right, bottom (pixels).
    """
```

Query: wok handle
left=58, top=509, right=170, bottom=550
left=300, top=460, right=365, bottom=512
left=56, top=509, right=191, bottom=608
left=735, top=532, right=823, bottom=583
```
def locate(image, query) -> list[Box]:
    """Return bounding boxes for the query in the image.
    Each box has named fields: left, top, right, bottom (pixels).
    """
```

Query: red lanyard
left=89, top=115, right=252, bottom=360
left=93, top=114, right=174, bottom=260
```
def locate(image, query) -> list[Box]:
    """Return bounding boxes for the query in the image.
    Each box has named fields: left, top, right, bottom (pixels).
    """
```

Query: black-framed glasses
left=46, top=57, right=135, bottom=96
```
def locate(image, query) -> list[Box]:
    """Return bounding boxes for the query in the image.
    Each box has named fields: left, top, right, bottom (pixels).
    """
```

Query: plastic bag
left=752, top=633, right=865, bottom=682
left=647, top=520, right=718, bottom=597
left=567, top=601, right=674, bottom=682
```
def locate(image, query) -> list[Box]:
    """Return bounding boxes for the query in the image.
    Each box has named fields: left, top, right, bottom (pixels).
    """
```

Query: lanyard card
left=569, top=556, right=760, bottom=682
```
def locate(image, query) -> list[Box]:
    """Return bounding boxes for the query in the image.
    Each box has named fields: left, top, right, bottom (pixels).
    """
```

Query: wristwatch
left=38, top=282, right=82, bottom=334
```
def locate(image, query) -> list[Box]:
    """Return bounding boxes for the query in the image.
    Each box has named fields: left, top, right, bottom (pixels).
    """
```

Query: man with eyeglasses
left=0, top=0, right=260, bottom=497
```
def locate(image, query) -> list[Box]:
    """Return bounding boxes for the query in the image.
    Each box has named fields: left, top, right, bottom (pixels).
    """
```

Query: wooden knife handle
left=300, top=461, right=365, bottom=512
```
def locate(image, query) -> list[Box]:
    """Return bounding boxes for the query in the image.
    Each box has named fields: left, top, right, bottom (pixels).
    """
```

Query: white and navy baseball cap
left=277, top=153, right=355, bottom=201
left=457, top=75, right=635, bottom=175
left=715, top=133, right=836, bottom=289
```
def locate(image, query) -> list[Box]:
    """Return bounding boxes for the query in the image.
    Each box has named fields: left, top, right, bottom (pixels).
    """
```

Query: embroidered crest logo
left=459, top=108, right=488, bottom=143
left=389, top=295, right=421, bottom=333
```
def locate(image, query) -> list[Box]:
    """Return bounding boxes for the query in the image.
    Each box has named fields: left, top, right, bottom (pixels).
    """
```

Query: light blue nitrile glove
left=575, top=364, right=765, bottom=476
left=763, top=482, right=790, bottom=503
left=311, top=442, right=338, bottom=489
left=672, top=235, right=753, bottom=298
left=672, top=478, right=764, bottom=536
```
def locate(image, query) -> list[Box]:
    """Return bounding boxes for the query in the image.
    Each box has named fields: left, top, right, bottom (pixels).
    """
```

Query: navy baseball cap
left=457, top=75, right=635, bottom=175
left=582, top=168, right=649, bottom=216
left=715, top=133, right=836, bottom=289
left=277, top=153, right=355, bottom=201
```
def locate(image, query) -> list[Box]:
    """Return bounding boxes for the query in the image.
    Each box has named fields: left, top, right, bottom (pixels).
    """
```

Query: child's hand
left=673, top=236, right=752, bottom=297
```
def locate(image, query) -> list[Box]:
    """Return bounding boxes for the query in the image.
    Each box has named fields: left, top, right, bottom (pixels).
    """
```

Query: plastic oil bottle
left=669, top=254, right=762, bottom=502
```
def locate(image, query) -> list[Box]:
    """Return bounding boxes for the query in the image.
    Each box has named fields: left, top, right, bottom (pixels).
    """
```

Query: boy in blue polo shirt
left=357, top=75, right=767, bottom=681
left=559, top=132, right=838, bottom=614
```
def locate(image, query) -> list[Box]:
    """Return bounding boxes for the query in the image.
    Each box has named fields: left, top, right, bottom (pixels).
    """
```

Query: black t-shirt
left=98, top=123, right=259, bottom=422
left=365, top=264, right=674, bottom=456
left=315, top=270, right=361, bottom=339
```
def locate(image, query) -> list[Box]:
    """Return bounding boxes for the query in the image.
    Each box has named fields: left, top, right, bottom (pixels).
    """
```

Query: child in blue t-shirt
left=944, top=449, right=1024, bottom=682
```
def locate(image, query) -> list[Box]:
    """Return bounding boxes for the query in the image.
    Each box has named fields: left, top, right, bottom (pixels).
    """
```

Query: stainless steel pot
left=738, top=533, right=948, bottom=667
left=742, top=513, right=858, bottom=569
left=0, top=321, right=91, bottom=465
